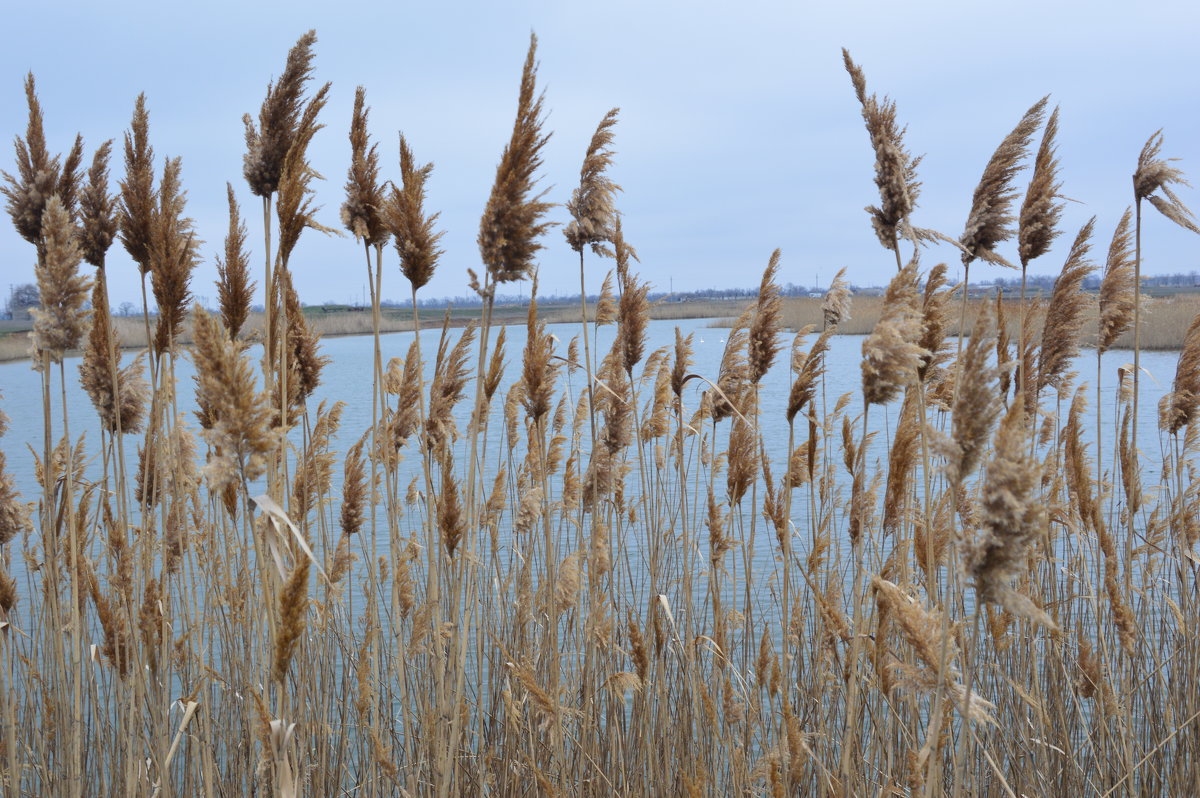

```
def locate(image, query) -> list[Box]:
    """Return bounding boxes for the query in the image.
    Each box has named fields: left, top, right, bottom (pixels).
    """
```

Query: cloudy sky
left=3, top=0, right=1199, bottom=309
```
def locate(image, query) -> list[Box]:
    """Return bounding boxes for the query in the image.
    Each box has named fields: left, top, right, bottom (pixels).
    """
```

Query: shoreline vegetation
left=4, top=291, right=1198, bottom=363
left=3, top=31, right=1200, bottom=797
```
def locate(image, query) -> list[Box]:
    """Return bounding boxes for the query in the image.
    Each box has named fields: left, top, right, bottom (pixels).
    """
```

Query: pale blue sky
left=3, top=0, right=1200, bottom=309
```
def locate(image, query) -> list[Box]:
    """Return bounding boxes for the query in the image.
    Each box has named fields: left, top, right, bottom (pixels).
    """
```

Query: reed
left=2, top=35, right=1200, bottom=798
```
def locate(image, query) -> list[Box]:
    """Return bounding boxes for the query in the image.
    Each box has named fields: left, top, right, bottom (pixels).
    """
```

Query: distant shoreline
left=2, top=293, right=1196, bottom=364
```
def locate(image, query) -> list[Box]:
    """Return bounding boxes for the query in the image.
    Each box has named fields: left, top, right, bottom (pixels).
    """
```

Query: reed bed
left=1, top=34, right=1200, bottom=798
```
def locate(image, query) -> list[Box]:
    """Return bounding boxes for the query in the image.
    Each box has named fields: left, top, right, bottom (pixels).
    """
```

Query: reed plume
left=749, top=250, right=783, bottom=383
left=341, top=86, right=388, bottom=247
left=274, top=92, right=333, bottom=268
left=0, top=445, right=31, bottom=546
left=388, top=135, right=443, bottom=291
left=1165, top=312, right=1200, bottom=435
left=478, top=33, right=553, bottom=285
left=965, top=402, right=1056, bottom=630
left=118, top=94, right=156, bottom=274
left=564, top=107, right=620, bottom=254
left=191, top=306, right=280, bottom=489
left=2, top=74, right=84, bottom=252
left=150, top=157, right=198, bottom=353
left=917, top=262, right=952, bottom=381
left=340, top=434, right=367, bottom=536
left=243, top=30, right=323, bottom=198
left=822, top=267, right=853, bottom=329
left=1017, top=106, right=1063, bottom=268
left=1133, top=130, right=1199, bottom=232
left=842, top=49, right=921, bottom=250
left=273, top=558, right=311, bottom=684
left=80, top=280, right=147, bottom=434
left=861, top=260, right=925, bottom=405
left=78, top=141, right=118, bottom=268
left=959, top=97, right=1048, bottom=269
left=216, top=183, right=254, bottom=339
left=31, top=196, right=91, bottom=362
left=1098, top=208, right=1135, bottom=353
left=943, top=309, right=1000, bottom=485
left=1037, top=218, right=1096, bottom=395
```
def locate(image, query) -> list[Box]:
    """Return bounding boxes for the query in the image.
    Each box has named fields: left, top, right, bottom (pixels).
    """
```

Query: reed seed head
left=565, top=107, right=621, bottom=254
left=388, top=134, right=444, bottom=291
left=244, top=30, right=321, bottom=198
left=960, top=96, right=1048, bottom=268
left=478, top=34, right=554, bottom=285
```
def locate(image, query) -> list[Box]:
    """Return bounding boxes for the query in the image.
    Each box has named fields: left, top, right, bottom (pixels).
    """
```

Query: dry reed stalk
left=917, top=263, right=952, bottom=381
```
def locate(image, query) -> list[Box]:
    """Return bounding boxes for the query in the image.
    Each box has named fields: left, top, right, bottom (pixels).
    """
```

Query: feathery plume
left=822, top=267, right=852, bottom=329
left=478, top=33, right=553, bottom=285
left=564, top=108, right=621, bottom=254
left=959, top=97, right=1048, bottom=269
left=842, top=49, right=921, bottom=249
left=388, top=134, right=443, bottom=291
left=150, top=157, right=199, bottom=353
left=1037, top=219, right=1096, bottom=395
left=274, top=86, right=334, bottom=267
left=965, top=402, right=1056, bottom=630
left=340, top=433, right=367, bottom=536
left=341, top=86, right=388, bottom=247
left=273, top=558, right=310, bottom=684
left=118, top=94, right=156, bottom=274
left=945, top=308, right=1001, bottom=484
left=749, top=250, right=783, bottom=383
left=1134, top=131, right=1200, bottom=233
left=80, top=280, right=148, bottom=434
left=861, top=260, right=925, bottom=405
left=31, top=196, right=91, bottom=362
left=78, top=141, right=118, bottom=268
left=191, top=306, right=281, bottom=489
left=243, top=30, right=324, bottom=198
left=3, top=75, right=83, bottom=251
left=216, top=183, right=254, bottom=339
left=1017, top=107, right=1064, bottom=268
left=1098, top=208, right=1135, bottom=354
left=1165, top=312, right=1200, bottom=434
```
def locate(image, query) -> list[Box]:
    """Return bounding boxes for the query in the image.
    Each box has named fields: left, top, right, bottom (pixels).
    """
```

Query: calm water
left=0, top=317, right=1182, bottom=609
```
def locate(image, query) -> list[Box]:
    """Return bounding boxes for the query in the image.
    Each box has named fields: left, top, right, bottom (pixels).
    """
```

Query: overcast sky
left=3, top=0, right=1200, bottom=309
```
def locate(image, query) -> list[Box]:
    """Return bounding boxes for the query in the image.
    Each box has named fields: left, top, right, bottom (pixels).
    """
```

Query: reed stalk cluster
left=1, top=37, right=1199, bottom=798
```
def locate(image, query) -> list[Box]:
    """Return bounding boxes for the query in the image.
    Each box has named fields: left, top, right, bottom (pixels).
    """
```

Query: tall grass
left=1, top=35, right=1200, bottom=798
